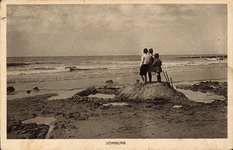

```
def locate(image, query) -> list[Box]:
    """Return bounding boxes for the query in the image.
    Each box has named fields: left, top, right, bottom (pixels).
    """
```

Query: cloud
left=7, top=4, right=227, bottom=56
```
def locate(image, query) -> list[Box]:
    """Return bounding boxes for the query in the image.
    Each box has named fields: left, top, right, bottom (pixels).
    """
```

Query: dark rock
left=70, top=125, right=77, bottom=129
left=100, top=105, right=110, bottom=109
left=191, top=84, right=199, bottom=92
left=94, top=99, right=103, bottom=105
left=70, top=94, right=83, bottom=103
left=176, top=81, right=227, bottom=98
left=200, top=85, right=214, bottom=91
left=106, top=80, right=114, bottom=84
left=222, top=82, right=227, bottom=86
left=7, top=86, right=15, bottom=92
left=77, top=87, right=97, bottom=96
left=90, top=113, right=100, bottom=117
left=33, top=87, right=39, bottom=91
left=27, top=90, right=31, bottom=94
left=41, top=110, right=45, bottom=115
left=53, top=123, right=58, bottom=130
left=146, top=105, right=152, bottom=108
left=7, top=122, right=49, bottom=139
left=61, top=124, right=66, bottom=129
left=68, top=112, right=80, bottom=119
left=78, top=116, right=88, bottom=120
left=211, top=99, right=227, bottom=106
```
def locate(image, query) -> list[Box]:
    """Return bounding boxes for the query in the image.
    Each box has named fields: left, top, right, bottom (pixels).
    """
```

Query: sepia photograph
left=1, top=0, right=233, bottom=149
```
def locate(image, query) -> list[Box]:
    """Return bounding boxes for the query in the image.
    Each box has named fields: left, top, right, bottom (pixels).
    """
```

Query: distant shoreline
left=6, top=54, right=228, bottom=58
left=179, top=55, right=227, bottom=59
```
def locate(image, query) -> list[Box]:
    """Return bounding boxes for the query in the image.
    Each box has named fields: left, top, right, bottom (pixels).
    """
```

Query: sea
left=7, top=54, right=227, bottom=84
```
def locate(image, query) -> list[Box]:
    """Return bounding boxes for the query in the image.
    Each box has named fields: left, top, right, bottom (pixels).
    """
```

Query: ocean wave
left=7, top=62, right=61, bottom=67
left=7, top=63, right=30, bottom=67
left=65, top=66, right=108, bottom=72
left=162, top=62, right=188, bottom=67
left=79, top=60, right=139, bottom=65
left=206, top=61, right=227, bottom=65
left=163, top=60, right=226, bottom=68
left=31, top=67, right=56, bottom=70
left=179, top=55, right=227, bottom=59
left=7, top=57, right=227, bottom=77
left=7, top=67, right=67, bottom=75
left=8, top=66, right=110, bottom=75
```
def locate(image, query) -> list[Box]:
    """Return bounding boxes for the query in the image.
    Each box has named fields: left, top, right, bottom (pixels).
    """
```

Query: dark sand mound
left=116, top=82, right=193, bottom=105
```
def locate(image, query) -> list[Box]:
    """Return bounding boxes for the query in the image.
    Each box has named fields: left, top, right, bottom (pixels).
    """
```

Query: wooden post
left=163, top=71, right=168, bottom=83
left=165, top=72, right=170, bottom=84
left=170, top=78, right=174, bottom=90
left=163, top=71, right=170, bottom=87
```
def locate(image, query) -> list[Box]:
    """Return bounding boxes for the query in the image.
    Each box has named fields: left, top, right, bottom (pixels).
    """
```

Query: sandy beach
left=7, top=68, right=227, bottom=139
left=7, top=68, right=227, bottom=100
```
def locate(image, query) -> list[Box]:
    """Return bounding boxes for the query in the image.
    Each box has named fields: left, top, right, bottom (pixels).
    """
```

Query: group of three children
left=139, top=48, right=162, bottom=84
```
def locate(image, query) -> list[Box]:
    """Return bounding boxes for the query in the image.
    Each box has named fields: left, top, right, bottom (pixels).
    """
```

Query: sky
left=7, top=4, right=227, bottom=56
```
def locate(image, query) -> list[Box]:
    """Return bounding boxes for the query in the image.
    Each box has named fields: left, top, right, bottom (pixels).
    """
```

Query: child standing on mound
left=147, top=48, right=154, bottom=82
left=152, top=53, right=162, bottom=82
left=139, top=48, right=152, bottom=83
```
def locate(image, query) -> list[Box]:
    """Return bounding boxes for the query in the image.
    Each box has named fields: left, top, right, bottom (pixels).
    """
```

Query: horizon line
left=6, top=54, right=228, bottom=57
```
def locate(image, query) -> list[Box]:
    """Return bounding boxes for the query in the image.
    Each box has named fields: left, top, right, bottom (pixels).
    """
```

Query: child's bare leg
left=141, top=75, right=144, bottom=83
left=148, top=72, right=152, bottom=82
left=144, top=75, right=147, bottom=83
left=156, top=73, right=161, bottom=82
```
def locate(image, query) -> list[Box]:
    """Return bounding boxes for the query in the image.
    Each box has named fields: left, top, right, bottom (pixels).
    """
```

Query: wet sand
left=7, top=80, right=227, bottom=139
left=7, top=69, right=227, bottom=101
